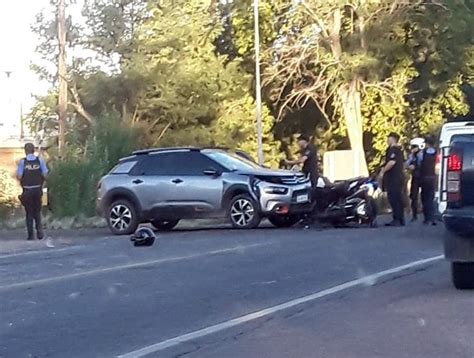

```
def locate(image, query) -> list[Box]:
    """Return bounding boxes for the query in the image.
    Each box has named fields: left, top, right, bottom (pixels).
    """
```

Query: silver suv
left=97, top=148, right=312, bottom=234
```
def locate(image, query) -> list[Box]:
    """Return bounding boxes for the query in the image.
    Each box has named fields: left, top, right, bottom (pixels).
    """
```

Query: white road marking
left=0, top=245, right=85, bottom=259
left=118, top=255, right=443, bottom=358
left=0, top=243, right=269, bottom=291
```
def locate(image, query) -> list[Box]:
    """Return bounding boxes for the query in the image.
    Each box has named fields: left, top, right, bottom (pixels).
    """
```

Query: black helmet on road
left=130, top=227, right=156, bottom=247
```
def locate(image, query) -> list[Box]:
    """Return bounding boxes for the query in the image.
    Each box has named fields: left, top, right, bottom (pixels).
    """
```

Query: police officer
left=420, top=136, right=437, bottom=225
left=382, top=132, right=405, bottom=226
left=285, top=135, right=319, bottom=187
left=406, top=138, right=425, bottom=222
left=16, top=143, right=48, bottom=240
left=285, top=135, right=319, bottom=227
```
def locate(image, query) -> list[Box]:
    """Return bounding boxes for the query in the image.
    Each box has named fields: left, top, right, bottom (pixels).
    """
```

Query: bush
left=0, top=169, right=18, bottom=221
left=48, top=114, right=140, bottom=218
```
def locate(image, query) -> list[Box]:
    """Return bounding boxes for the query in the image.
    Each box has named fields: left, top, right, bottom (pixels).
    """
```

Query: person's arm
left=405, top=154, right=415, bottom=170
left=286, top=155, right=308, bottom=166
left=16, top=159, right=25, bottom=182
left=39, top=158, right=49, bottom=180
left=383, top=160, right=396, bottom=173
left=381, top=148, right=398, bottom=175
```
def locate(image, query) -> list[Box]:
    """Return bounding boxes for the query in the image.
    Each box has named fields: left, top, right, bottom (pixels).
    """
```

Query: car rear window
left=110, top=161, right=137, bottom=174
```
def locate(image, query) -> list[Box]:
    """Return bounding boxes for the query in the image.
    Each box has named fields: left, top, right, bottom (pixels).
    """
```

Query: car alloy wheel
left=231, top=199, right=256, bottom=227
left=110, top=204, right=133, bottom=232
left=228, top=194, right=261, bottom=229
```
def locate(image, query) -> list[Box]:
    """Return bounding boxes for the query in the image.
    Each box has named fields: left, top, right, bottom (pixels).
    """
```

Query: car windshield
left=204, top=151, right=261, bottom=171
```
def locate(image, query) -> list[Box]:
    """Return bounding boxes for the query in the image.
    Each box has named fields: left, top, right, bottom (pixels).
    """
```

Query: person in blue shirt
left=406, top=138, right=425, bottom=222
left=16, top=143, right=48, bottom=240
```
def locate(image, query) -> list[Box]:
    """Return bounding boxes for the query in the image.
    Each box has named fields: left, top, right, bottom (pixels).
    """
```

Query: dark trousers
left=22, top=188, right=44, bottom=240
left=421, top=176, right=435, bottom=222
left=409, top=178, right=421, bottom=218
left=387, top=185, right=405, bottom=223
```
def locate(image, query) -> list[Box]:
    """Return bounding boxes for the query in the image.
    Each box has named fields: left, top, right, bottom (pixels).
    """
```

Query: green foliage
left=30, top=0, right=474, bottom=182
left=127, top=0, right=248, bottom=138
left=213, top=95, right=282, bottom=168
left=416, top=80, right=470, bottom=136
left=0, top=169, right=17, bottom=220
left=48, top=114, right=140, bottom=217
left=362, top=60, right=417, bottom=170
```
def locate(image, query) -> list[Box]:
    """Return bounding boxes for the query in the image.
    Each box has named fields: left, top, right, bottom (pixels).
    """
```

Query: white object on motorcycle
left=316, top=177, right=326, bottom=188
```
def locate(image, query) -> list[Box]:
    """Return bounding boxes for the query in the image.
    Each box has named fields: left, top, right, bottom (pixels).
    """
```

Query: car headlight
left=263, top=186, right=289, bottom=195
left=251, top=178, right=261, bottom=197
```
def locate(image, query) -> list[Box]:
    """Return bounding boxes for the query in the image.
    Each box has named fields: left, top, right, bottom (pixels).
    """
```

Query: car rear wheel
left=228, top=194, right=261, bottom=229
left=268, top=215, right=301, bottom=228
left=151, top=219, right=180, bottom=231
left=452, top=262, right=474, bottom=289
left=107, top=199, right=139, bottom=235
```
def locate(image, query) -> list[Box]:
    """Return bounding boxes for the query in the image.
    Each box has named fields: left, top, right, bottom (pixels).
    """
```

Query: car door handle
left=132, top=179, right=143, bottom=184
left=172, top=178, right=183, bottom=184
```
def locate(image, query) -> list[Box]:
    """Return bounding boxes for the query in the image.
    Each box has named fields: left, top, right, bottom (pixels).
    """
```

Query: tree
left=225, top=0, right=473, bottom=172
left=214, top=94, right=282, bottom=167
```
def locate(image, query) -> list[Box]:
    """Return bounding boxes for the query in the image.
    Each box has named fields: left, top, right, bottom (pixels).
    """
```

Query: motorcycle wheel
left=365, top=198, right=378, bottom=228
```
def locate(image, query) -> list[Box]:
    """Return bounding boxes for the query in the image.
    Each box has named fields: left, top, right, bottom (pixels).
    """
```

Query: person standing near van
left=382, top=132, right=406, bottom=226
left=420, top=136, right=437, bottom=225
left=406, top=138, right=425, bottom=221
left=16, top=143, right=48, bottom=240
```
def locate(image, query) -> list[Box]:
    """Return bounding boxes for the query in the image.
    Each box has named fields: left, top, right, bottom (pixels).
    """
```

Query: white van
left=437, top=121, right=474, bottom=214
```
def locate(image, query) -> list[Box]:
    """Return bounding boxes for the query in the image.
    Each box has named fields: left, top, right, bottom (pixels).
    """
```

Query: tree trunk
left=339, top=81, right=369, bottom=177
left=329, top=8, right=342, bottom=60
left=57, top=0, right=67, bottom=158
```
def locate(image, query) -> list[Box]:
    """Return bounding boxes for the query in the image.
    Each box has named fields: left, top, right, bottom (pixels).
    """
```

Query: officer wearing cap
left=420, top=136, right=437, bottom=225
left=16, top=143, right=48, bottom=240
left=406, top=138, right=425, bottom=222
left=382, top=132, right=405, bottom=226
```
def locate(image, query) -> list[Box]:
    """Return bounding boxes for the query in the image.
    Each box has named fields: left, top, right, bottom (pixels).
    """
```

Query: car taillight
left=447, top=153, right=462, bottom=171
left=447, top=153, right=462, bottom=203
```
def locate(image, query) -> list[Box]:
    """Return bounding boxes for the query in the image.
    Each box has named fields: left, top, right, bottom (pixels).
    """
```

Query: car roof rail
left=132, top=147, right=200, bottom=155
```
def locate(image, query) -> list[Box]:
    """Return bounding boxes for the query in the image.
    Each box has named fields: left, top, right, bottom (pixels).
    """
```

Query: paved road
left=0, top=222, right=472, bottom=358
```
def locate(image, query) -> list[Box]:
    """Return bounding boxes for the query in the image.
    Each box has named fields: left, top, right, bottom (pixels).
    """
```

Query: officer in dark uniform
left=285, top=135, right=319, bottom=187
left=420, top=136, right=437, bottom=225
left=382, top=132, right=405, bottom=226
left=406, top=138, right=424, bottom=221
left=16, top=143, right=48, bottom=240
left=285, top=135, right=319, bottom=227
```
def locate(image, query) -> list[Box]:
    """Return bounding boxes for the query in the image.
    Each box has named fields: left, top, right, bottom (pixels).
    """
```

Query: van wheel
left=107, top=199, right=139, bottom=235
left=228, top=194, right=261, bottom=229
left=151, top=219, right=180, bottom=231
left=452, top=262, right=474, bottom=289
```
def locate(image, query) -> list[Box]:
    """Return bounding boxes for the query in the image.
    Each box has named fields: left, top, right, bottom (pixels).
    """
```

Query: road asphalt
left=0, top=221, right=472, bottom=358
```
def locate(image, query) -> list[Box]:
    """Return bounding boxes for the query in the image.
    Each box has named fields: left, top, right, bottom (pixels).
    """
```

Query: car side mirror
left=203, top=168, right=221, bottom=177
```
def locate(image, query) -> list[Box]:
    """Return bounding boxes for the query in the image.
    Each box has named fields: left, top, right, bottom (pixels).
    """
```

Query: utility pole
left=57, top=0, right=67, bottom=157
left=253, top=0, right=264, bottom=165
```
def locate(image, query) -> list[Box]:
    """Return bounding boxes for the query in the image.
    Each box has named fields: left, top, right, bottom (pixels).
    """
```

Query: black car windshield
left=204, top=150, right=260, bottom=171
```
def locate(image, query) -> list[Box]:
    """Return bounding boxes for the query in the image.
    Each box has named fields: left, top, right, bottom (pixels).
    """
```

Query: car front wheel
left=452, top=262, right=474, bottom=290
left=107, top=199, right=139, bottom=235
left=228, top=194, right=261, bottom=229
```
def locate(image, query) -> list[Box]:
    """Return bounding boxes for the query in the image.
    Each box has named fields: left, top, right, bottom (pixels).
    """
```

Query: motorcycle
left=310, top=176, right=379, bottom=227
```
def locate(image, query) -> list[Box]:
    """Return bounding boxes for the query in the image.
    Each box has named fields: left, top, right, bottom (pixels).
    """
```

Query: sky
left=0, top=0, right=52, bottom=109
left=0, top=0, right=83, bottom=138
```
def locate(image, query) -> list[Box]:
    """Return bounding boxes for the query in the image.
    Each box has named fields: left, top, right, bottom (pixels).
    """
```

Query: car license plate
left=296, top=194, right=309, bottom=203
